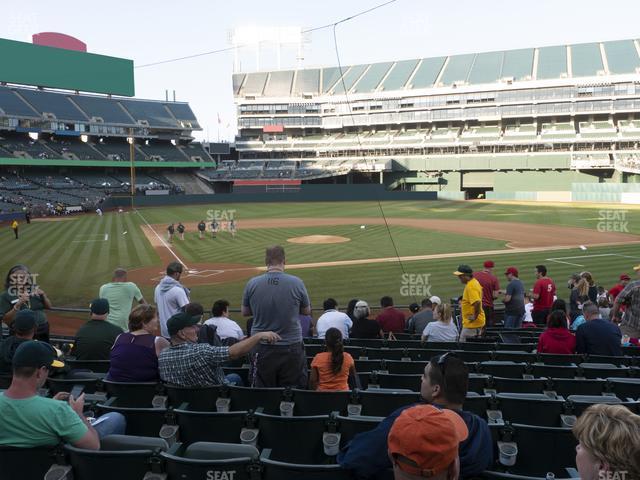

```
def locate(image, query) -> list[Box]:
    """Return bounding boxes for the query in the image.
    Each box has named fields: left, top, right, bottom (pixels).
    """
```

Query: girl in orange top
left=309, top=327, right=356, bottom=391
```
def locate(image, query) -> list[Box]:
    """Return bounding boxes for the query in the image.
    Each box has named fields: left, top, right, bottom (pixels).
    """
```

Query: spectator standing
left=581, top=271, right=598, bottom=303
left=11, top=219, right=18, bottom=239
left=531, top=265, right=556, bottom=326
left=501, top=267, right=525, bottom=329
left=315, top=298, right=353, bottom=339
left=376, top=296, right=406, bottom=334
left=73, top=299, right=123, bottom=361
left=338, top=353, right=492, bottom=479
left=0, top=310, right=36, bottom=375
left=523, top=294, right=534, bottom=325
left=154, top=262, right=190, bottom=338
left=537, top=310, right=576, bottom=354
left=573, top=404, right=640, bottom=480
left=406, top=298, right=434, bottom=335
left=107, top=304, right=170, bottom=382
left=422, top=303, right=458, bottom=342
left=298, top=313, right=312, bottom=338
left=242, top=245, right=311, bottom=388
left=576, top=302, right=622, bottom=356
left=309, top=328, right=356, bottom=391
left=608, top=273, right=630, bottom=305
left=159, top=312, right=280, bottom=387
left=0, top=264, right=52, bottom=342
left=610, top=265, right=640, bottom=339
left=0, top=341, right=125, bottom=448
left=453, top=265, right=486, bottom=341
left=345, top=298, right=359, bottom=323
left=99, top=268, right=145, bottom=331
left=473, top=260, right=500, bottom=327
left=570, top=277, right=591, bottom=321
left=204, top=299, right=245, bottom=342
left=350, top=301, right=383, bottom=339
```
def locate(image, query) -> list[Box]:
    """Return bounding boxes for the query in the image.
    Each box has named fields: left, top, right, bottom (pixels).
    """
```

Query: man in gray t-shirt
left=242, top=245, right=311, bottom=388
left=406, top=298, right=435, bottom=334
left=501, top=267, right=525, bottom=329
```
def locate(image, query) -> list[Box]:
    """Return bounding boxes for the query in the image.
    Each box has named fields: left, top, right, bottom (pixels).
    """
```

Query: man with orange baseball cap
left=388, top=404, right=468, bottom=479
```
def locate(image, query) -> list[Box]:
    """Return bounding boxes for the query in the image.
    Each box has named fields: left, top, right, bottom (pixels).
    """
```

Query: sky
left=3, top=0, right=640, bottom=142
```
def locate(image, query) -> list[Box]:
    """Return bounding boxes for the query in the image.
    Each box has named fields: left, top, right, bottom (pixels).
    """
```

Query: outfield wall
left=105, top=184, right=438, bottom=208
left=483, top=183, right=640, bottom=204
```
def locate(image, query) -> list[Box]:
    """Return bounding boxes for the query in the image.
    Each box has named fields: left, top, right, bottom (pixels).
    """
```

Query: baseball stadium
left=0, top=3, right=640, bottom=480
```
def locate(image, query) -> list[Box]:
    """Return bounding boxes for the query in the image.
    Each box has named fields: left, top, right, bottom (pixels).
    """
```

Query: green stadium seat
left=291, top=389, right=352, bottom=416
left=161, top=442, right=260, bottom=480
left=101, top=379, right=161, bottom=408
left=260, top=449, right=352, bottom=480
left=174, top=408, right=249, bottom=445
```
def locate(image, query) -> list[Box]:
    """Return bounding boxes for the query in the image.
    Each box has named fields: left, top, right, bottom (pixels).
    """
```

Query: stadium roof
left=234, top=38, right=640, bottom=98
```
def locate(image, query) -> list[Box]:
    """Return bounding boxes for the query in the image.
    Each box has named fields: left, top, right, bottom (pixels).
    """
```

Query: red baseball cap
left=505, top=267, right=519, bottom=276
left=484, top=260, right=495, bottom=268
left=388, top=405, right=468, bottom=477
left=620, top=273, right=631, bottom=281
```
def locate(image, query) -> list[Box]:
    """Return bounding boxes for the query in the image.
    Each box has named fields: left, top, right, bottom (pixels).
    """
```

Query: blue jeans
left=224, top=373, right=244, bottom=386
left=504, top=314, right=524, bottom=329
left=93, top=412, right=126, bottom=439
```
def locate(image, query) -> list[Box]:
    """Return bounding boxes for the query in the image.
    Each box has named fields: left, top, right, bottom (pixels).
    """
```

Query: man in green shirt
left=99, top=268, right=145, bottom=331
left=73, top=299, right=123, bottom=361
left=0, top=341, right=97, bottom=448
left=0, top=341, right=125, bottom=448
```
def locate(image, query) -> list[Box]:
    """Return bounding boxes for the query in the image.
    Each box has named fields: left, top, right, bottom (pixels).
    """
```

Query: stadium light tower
left=228, top=25, right=309, bottom=72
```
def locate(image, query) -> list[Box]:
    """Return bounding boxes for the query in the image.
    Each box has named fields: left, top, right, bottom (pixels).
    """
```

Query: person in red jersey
left=608, top=273, right=630, bottom=308
left=473, top=260, right=500, bottom=328
left=531, top=265, right=556, bottom=326
left=376, top=296, right=406, bottom=334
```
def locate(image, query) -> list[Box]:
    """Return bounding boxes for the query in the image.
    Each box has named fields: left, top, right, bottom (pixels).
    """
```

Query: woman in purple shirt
left=107, top=304, right=170, bottom=382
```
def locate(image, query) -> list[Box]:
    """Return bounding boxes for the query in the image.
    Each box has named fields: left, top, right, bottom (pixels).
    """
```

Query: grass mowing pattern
left=2, top=201, right=639, bottom=319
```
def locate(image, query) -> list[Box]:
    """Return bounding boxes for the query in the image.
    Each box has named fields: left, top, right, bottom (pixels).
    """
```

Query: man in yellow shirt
left=10, top=219, right=18, bottom=240
left=454, top=264, right=486, bottom=341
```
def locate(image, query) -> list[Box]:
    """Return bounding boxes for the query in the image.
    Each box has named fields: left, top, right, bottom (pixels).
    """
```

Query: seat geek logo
left=206, top=471, right=236, bottom=480
left=597, top=210, right=629, bottom=233
left=207, top=209, right=236, bottom=221
left=599, top=471, right=628, bottom=480
left=400, top=273, right=432, bottom=297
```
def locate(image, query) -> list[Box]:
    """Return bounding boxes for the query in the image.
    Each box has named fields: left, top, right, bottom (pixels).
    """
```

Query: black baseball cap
left=167, top=312, right=201, bottom=336
left=14, top=309, right=37, bottom=333
left=13, top=340, right=64, bottom=369
left=90, top=298, right=109, bottom=315
left=453, top=264, right=473, bottom=276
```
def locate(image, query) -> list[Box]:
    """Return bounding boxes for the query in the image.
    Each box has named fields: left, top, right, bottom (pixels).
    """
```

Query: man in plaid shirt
left=158, top=312, right=280, bottom=387
left=611, top=264, right=640, bottom=339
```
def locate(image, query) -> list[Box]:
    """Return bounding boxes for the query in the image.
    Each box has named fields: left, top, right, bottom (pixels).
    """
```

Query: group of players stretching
left=167, top=219, right=237, bottom=242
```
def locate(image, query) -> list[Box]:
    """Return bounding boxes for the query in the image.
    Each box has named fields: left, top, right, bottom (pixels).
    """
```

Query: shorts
left=250, top=342, right=307, bottom=388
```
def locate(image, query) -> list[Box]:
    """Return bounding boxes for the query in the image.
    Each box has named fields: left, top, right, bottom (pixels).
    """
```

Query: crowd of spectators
left=0, top=248, right=639, bottom=477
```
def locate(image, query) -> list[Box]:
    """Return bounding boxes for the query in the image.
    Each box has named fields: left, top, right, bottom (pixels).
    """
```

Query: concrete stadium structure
left=231, top=38, right=640, bottom=203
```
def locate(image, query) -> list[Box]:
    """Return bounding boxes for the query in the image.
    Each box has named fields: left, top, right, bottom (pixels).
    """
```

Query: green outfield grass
left=2, top=200, right=639, bottom=327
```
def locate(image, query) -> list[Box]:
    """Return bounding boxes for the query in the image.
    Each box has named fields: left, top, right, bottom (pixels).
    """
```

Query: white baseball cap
left=429, top=296, right=442, bottom=305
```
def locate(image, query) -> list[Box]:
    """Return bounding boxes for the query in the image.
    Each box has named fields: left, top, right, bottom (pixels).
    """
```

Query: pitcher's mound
left=288, top=235, right=351, bottom=244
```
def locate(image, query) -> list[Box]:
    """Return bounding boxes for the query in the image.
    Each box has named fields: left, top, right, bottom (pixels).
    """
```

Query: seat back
left=0, top=445, right=57, bottom=479
left=376, top=373, right=421, bottom=392
left=64, top=445, right=159, bottom=480
left=357, top=390, right=420, bottom=416
left=530, top=364, right=578, bottom=379
left=291, top=389, right=351, bottom=416
left=336, top=415, right=382, bottom=446
left=608, top=377, right=640, bottom=401
left=478, top=361, right=526, bottom=378
left=496, top=393, right=566, bottom=426
left=255, top=413, right=329, bottom=464
left=229, top=386, right=284, bottom=415
left=66, top=359, right=111, bottom=373
left=102, top=380, right=160, bottom=407
left=385, top=361, right=426, bottom=375
left=537, top=353, right=584, bottom=365
left=175, top=409, right=248, bottom=445
left=579, top=363, right=627, bottom=379
left=490, top=376, right=547, bottom=395
left=184, top=441, right=258, bottom=460
left=162, top=445, right=259, bottom=480
left=165, top=384, right=222, bottom=410
left=508, top=423, right=577, bottom=476
left=549, top=378, right=606, bottom=397
left=260, top=450, right=353, bottom=480
left=97, top=401, right=168, bottom=438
